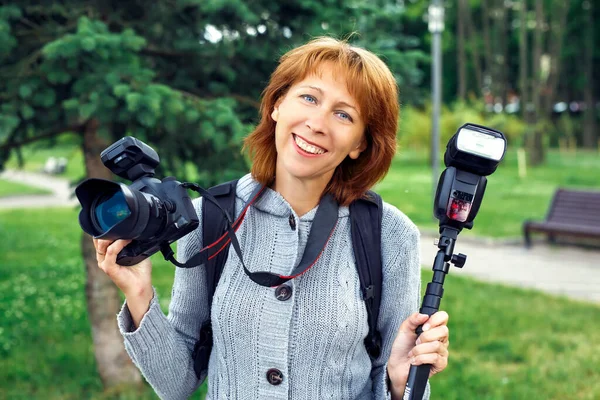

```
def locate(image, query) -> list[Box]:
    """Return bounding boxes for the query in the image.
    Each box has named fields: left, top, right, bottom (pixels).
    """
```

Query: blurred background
left=0, top=0, right=599, bottom=399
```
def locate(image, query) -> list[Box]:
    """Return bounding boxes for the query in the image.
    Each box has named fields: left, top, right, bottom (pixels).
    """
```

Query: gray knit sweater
left=117, top=173, right=430, bottom=400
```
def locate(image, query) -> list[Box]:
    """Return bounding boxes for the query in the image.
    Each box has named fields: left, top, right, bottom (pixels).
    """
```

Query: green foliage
left=399, top=102, right=528, bottom=150
left=1, top=206, right=599, bottom=399
left=0, top=1, right=427, bottom=186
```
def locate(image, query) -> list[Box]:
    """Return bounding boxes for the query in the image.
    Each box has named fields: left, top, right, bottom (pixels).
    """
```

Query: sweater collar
left=235, top=173, right=349, bottom=221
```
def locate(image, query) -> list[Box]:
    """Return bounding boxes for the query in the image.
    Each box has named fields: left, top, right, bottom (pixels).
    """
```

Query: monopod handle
left=402, top=308, right=435, bottom=400
left=403, top=364, right=431, bottom=400
left=403, top=247, right=450, bottom=400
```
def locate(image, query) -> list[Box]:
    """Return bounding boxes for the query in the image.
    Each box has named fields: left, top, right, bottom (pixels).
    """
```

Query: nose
left=305, top=109, right=328, bottom=135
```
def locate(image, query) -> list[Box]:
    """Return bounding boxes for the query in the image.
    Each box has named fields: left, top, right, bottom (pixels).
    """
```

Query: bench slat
left=524, top=189, right=600, bottom=246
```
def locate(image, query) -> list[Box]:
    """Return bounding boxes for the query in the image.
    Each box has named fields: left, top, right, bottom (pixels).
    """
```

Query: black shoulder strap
left=202, top=179, right=238, bottom=308
left=192, top=179, right=238, bottom=379
left=349, top=190, right=383, bottom=361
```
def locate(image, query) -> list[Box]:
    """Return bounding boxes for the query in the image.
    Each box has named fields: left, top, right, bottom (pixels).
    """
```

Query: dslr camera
left=75, top=137, right=199, bottom=266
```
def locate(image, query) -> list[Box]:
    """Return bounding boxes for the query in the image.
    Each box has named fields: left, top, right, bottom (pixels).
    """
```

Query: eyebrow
left=299, top=85, right=359, bottom=113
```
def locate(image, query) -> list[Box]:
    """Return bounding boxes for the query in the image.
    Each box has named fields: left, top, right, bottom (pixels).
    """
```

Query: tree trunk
left=457, top=0, right=467, bottom=100
left=498, top=0, right=509, bottom=105
left=543, top=0, right=568, bottom=114
left=464, top=2, right=483, bottom=93
left=81, top=119, right=142, bottom=388
left=481, top=0, right=494, bottom=87
left=519, top=0, right=529, bottom=124
left=528, top=0, right=546, bottom=165
left=582, top=0, right=596, bottom=148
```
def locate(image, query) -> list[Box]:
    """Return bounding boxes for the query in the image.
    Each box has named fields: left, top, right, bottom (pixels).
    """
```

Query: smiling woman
left=244, top=37, right=399, bottom=208
left=93, top=37, right=450, bottom=400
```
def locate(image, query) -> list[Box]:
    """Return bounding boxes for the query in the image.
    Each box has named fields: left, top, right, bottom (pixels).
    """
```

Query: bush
left=398, top=101, right=528, bottom=150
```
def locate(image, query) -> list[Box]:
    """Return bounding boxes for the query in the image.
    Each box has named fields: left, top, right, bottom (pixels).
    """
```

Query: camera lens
left=93, top=191, right=132, bottom=232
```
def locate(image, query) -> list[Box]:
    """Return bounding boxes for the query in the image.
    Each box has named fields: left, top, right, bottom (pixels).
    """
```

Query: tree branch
left=0, top=124, right=84, bottom=152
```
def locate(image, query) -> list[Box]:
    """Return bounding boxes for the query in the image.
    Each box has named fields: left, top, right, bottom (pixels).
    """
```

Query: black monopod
left=403, top=123, right=507, bottom=400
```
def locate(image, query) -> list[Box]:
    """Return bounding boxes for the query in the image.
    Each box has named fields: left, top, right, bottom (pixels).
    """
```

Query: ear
left=271, top=106, right=279, bottom=122
left=348, top=138, right=367, bottom=160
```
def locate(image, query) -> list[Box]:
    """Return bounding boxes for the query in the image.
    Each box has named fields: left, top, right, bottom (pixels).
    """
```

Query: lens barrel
left=75, top=178, right=166, bottom=240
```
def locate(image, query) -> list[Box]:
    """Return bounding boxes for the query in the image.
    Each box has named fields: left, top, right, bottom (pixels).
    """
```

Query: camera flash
left=456, top=127, right=505, bottom=161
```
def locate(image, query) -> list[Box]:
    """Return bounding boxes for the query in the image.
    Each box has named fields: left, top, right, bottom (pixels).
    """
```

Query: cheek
left=274, top=124, right=288, bottom=152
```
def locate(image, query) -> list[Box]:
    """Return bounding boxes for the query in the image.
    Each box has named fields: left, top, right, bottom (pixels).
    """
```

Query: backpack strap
left=192, top=179, right=238, bottom=379
left=203, top=179, right=239, bottom=307
left=349, top=190, right=383, bottom=361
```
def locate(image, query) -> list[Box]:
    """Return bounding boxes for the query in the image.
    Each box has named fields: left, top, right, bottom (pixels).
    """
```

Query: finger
left=409, top=340, right=449, bottom=359
left=416, top=325, right=449, bottom=345
left=410, top=352, right=448, bottom=370
left=421, top=310, right=449, bottom=332
left=399, top=312, right=430, bottom=334
left=96, top=239, right=114, bottom=256
left=104, top=239, right=132, bottom=264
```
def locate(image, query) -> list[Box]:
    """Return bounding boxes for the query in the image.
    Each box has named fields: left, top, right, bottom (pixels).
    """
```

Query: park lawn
left=0, top=178, right=51, bottom=197
left=1, top=207, right=599, bottom=399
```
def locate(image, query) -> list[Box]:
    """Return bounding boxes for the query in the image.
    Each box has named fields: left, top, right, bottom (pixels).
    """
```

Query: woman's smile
left=292, top=133, right=328, bottom=156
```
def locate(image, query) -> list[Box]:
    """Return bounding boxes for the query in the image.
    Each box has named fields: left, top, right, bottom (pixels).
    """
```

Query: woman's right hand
left=93, top=238, right=153, bottom=296
left=93, top=238, right=154, bottom=328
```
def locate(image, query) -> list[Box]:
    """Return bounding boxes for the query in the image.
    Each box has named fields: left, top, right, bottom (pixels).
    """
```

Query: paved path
left=0, top=169, right=79, bottom=209
left=419, top=233, right=600, bottom=304
left=2, top=169, right=599, bottom=305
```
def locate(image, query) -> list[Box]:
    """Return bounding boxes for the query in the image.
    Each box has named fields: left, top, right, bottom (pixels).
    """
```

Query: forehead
left=290, top=62, right=363, bottom=112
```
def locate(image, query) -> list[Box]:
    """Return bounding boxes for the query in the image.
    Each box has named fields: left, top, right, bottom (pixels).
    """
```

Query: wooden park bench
left=523, top=188, right=600, bottom=247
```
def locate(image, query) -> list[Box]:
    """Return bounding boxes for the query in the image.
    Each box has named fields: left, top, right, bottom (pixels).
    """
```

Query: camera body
left=75, top=137, right=199, bottom=266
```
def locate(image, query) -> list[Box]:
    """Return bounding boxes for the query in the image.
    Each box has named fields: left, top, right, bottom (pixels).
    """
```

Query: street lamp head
left=428, top=4, right=445, bottom=33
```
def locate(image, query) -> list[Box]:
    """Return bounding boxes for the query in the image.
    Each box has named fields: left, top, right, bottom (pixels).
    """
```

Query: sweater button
left=288, top=214, right=296, bottom=230
left=266, top=368, right=283, bottom=385
left=275, top=284, right=292, bottom=301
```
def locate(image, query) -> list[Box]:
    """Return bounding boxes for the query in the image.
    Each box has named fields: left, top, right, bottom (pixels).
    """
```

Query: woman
left=94, top=37, right=449, bottom=399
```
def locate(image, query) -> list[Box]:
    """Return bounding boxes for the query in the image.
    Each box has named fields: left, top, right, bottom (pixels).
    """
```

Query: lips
left=293, top=134, right=327, bottom=155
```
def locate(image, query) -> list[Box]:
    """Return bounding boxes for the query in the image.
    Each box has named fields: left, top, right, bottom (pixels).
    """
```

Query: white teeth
left=294, top=135, right=326, bottom=155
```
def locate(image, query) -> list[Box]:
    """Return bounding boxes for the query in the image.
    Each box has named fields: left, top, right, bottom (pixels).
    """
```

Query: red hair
left=243, top=37, right=399, bottom=206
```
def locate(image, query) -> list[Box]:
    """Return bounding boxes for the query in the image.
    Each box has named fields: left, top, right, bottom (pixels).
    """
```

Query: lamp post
left=429, top=1, right=444, bottom=199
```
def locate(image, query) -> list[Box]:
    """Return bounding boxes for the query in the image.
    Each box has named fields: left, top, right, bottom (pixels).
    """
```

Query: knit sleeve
left=371, top=202, right=430, bottom=400
left=115, top=197, right=210, bottom=400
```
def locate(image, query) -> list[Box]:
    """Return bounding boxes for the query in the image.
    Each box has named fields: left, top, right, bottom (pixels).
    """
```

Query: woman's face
left=271, top=63, right=366, bottom=188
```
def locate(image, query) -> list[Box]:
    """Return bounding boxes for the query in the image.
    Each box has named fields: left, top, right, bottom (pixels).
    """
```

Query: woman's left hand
left=387, top=311, right=450, bottom=394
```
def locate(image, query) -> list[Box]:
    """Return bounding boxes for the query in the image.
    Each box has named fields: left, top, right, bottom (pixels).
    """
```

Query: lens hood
left=75, top=178, right=161, bottom=240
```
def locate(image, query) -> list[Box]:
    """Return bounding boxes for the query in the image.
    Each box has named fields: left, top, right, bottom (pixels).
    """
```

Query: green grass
left=1, top=207, right=599, bottom=399
left=0, top=178, right=51, bottom=197
left=377, top=149, right=600, bottom=238
left=0, top=207, right=206, bottom=400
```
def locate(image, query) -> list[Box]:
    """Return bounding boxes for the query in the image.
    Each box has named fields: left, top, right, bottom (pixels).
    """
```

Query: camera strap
left=163, top=183, right=339, bottom=288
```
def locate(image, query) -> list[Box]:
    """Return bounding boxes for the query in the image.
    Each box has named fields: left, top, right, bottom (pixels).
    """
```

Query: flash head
left=444, top=123, right=506, bottom=176
left=101, top=136, right=160, bottom=182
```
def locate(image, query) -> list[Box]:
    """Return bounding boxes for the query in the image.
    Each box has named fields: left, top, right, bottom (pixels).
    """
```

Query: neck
left=272, top=175, right=331, bottom=216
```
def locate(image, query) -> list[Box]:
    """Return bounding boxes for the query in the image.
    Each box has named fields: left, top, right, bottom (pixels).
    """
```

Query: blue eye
left=336, top=111, right=353, bottom=122
left=301, top=94, right=317, bottom=104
